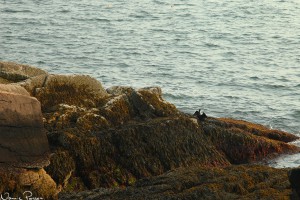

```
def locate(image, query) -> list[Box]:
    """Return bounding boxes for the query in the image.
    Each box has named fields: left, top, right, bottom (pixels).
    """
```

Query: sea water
left=0, top=0, right=299, bottom=167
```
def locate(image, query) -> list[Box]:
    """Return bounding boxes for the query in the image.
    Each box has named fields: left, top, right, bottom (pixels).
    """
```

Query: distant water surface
left=1, top=0, right=299, bottom=167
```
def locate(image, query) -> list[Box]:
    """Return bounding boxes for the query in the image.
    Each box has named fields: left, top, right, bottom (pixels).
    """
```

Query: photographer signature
left=0, top=191, right=43, bottom=200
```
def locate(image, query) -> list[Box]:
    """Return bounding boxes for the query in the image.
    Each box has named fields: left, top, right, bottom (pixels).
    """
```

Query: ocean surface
left=1, top=0, right=299, bottom=167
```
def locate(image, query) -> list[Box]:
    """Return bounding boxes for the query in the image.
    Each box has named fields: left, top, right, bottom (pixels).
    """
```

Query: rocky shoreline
left=0, top=61, right=299, bottom=199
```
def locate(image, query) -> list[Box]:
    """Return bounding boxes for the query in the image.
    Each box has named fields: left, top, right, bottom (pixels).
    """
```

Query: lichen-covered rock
left=0, top=61, right=47, bottom=82
left=59, top=165, right=292, bottom=200
left=202, top=118, right=299, bottom=164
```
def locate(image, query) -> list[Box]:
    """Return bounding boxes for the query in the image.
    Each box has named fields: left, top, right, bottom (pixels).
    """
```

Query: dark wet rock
left=59, top=165, right=292, bottom=200
left=289, top=168, right=300, bottom=199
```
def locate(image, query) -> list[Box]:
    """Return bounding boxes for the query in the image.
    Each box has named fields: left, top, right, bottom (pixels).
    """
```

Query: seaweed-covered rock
left=106, top=86, right=134, bottom=95
left=2, top=62, right=300, bottom=199
left=59, top=165, right=292, bottom=200
left=46, top=117, right=230, bottom=189
left=202, top=118, right=299, bottom=164
left=45, top=150, right=76, bottom=188
left=213, top=118, right=298, bottom=142
left=42, top=86, right=178, bottom=133
left=29, top=74, right=109, bottom=111
left=40, top=80, right=299, bottom=192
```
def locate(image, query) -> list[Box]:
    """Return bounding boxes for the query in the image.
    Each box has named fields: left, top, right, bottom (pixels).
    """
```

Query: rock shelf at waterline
left=0, top=61, right=300, bottom=199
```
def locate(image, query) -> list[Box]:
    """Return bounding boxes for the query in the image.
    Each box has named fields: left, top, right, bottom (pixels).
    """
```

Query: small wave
left=204, top=42, right=220, bottom=48
left=58, top=9, right=71, bottom=13
left=222, top=52, right=235, bottom=57
left=291, top=110, right=300, bottom=118
left=129, top=10, right=153, bottom=19
left=250, top=76, right=260, bottom=80
left=264, top=84, right=286, bottom=89
left=153, top=0, right=166, bottom=5
left=18, top=37, right=34, bottom=42
left=95, top=18, right=110, bottom=22
left=163, top=93, right=192, bottom=100
left=224, top=95, right=240, bottom=100
left=3, top=8, right=32, bottom=13
left=268, top=153, right=300, bottom=168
